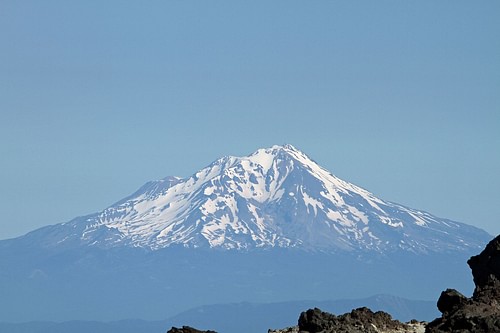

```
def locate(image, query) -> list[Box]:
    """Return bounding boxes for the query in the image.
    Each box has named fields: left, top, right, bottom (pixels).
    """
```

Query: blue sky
left=1, top=1, right=499, bottom=239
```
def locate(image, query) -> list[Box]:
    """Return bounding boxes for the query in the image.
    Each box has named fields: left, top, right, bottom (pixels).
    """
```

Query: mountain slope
left=21, top=144, right=488, bottom=254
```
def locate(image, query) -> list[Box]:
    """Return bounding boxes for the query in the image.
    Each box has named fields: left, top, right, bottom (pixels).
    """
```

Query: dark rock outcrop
left=167, top=325, right=217, bottom=333
left=468, top=233, right=500, bottom=304
left=436, top=289, right=468, bottom=315
left=426, top=235, right=500, bottom=333
left=295, top=307, right=422, bottom=333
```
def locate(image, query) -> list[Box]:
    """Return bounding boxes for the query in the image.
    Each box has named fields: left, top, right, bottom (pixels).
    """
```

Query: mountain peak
left=250, top=143, right=307, bottom=158
left=257, top=143, right=301, bottom=153
left=23, top=145, right=490, bottom=254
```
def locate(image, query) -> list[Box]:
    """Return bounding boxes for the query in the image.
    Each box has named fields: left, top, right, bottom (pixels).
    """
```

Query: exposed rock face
left=290, top=307, right=424, bottom=333
left=426, top=235, right=500, bottom=333
left=468, top=234, right=500, bottom=304
left=167, top=326, right=217, bottom=333
left=268, top=327, right=299, bottom=333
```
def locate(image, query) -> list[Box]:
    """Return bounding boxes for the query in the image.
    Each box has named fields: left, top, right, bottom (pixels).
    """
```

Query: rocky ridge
left=300, top=307, right=424, bottom=333
left=269, top=307, right=425, bottom=333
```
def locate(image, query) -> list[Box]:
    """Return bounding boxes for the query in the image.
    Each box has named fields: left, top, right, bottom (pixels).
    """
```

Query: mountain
left=0, top=144, right=492, bottom=323
left=16, top=144, right=488, bottom=254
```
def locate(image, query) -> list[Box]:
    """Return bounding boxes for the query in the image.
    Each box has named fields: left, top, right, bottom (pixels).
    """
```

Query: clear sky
left=1, top=1, right=499, bottom=240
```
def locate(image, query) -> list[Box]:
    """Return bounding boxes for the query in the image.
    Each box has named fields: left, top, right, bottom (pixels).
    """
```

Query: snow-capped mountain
left=31, top=144, right=488, bottom=254
left=1, top=145, right=493, bottom=323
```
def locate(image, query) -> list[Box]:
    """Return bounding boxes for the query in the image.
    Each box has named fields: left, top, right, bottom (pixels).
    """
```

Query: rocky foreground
left=269, top=307, right=426, bottom=333
left=167, top=235, right=500, bottom=333
left=426, top=234, right=500, bottom=332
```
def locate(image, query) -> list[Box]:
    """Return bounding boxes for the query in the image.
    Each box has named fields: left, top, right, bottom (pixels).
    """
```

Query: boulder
left=436, top=289, right=468, bottom=314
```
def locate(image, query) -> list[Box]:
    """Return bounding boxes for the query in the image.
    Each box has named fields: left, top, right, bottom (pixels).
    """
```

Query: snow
left=407, top=210, right=428, bottom=226
left=203, top=186, right=215, bottom=196
left=348, top=206, right=369, bottom=224
left=327, top=209, right=343, bottom=222
left=199, top=198, right=218, bottom=214
left=301, top=188, right=323, bottom=216
left=248, top=148, right=276, bottom=174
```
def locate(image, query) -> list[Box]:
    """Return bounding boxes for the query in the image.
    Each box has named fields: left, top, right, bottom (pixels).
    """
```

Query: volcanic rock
left=468, top=233, right=500, bottom=304
left=436, top=289, right=468, bottom=315
left=426, top=235, right=500, bottom=333
left=294, top=307, right=424, bottom=333
left=167, top=326, right=217, bottom=333
left=268, top=327, right=299, bottom=333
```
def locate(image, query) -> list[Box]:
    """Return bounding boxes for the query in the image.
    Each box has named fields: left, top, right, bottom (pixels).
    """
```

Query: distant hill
left=0, top=295, right=437, bottom=333
left=168, top=295, right=438, bottom=333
